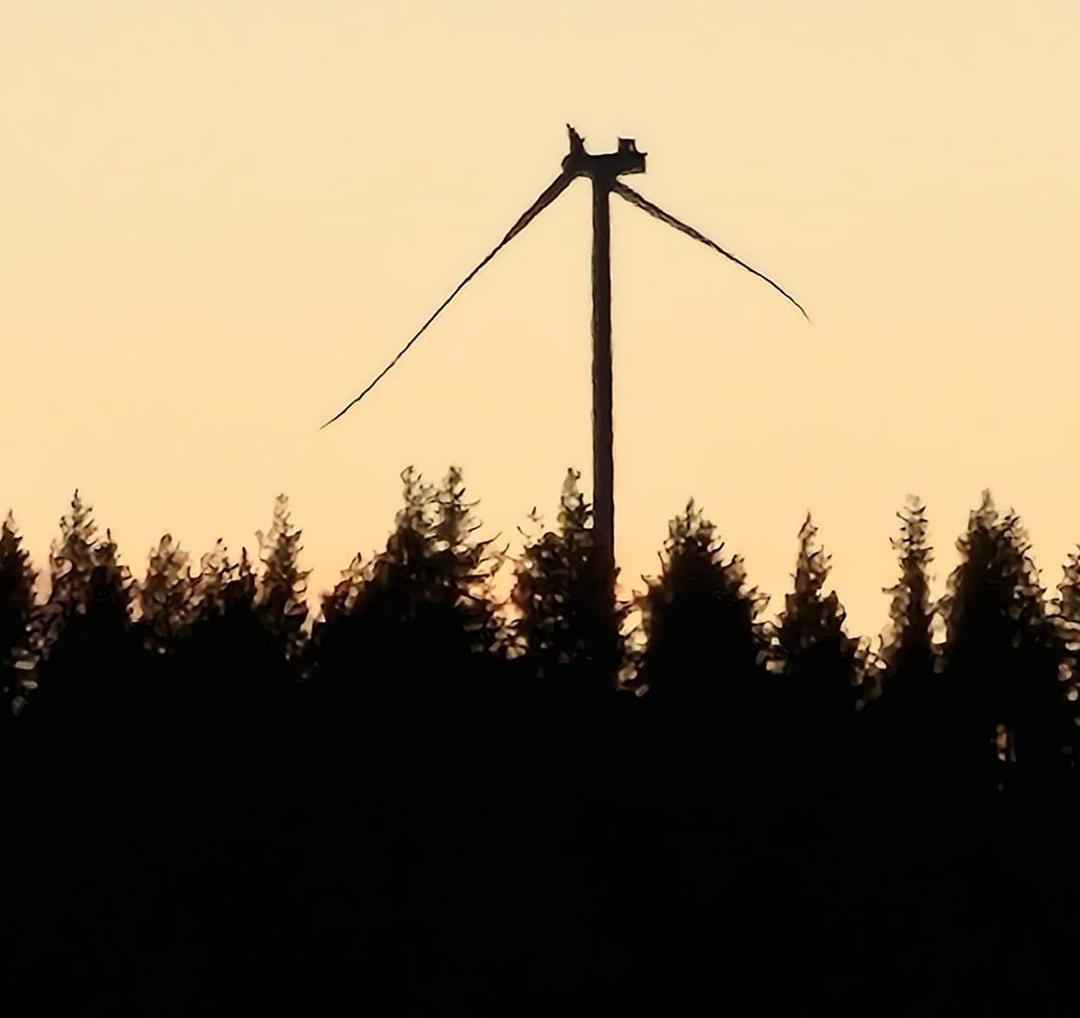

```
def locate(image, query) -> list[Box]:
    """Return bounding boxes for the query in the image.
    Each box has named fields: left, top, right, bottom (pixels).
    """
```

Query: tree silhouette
left=6, top=478, right=1080, bottom=1013
left=1054, top=548, right=1080, bottom=764
left=640, top=500, right=766, bottom=712
left=139, top=533, right=193, bottom=655
left=177, top=539, right=293, bottom=731
left=882, top=499, right=935, bottom=674
left=0, top=512, right=37, bottom=718
left=311, top=467, right=499, bottom=702
left=879, top=497, right=940, bottom=740
left=511, top=469, right=623, bottom=698
left=30, top=495, right=141, bottom=735
left=773, top=513, right=864, bottom=719
left=41, top=494, right=134, bottom=669
left=43, top=490, right=98, bottom=640
left=188, top=542, right=259, bottom=636
left=256, top=495, right=310, bottom=664
left=942, top=492, right=1064, bottom=784
left=430, top=465, right=502, bottom=656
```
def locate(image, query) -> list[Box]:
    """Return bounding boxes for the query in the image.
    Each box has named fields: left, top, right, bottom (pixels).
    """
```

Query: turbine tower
left=324, top=126, right=808, bottom=608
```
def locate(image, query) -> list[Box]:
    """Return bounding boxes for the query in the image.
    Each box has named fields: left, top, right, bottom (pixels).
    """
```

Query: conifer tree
left=879, top=498, right=938, bottom=729
left=184, top=540, right=261, bottom=651
left=882, top=498, right=934, bottom=675
left=773, top=514, right=864, bottom=718
left=511, top=470, right=623, bottom=695
left=943, top=492, right=1064, bottom=776
left=86, top=530, right=134, bottom=634
left=256, top=495, right=310, bottom=662
left=220, top=546, right=258, bottom=620
left=0, top=512, right=38, bottom=714
left=43, top=493, right=133, bottom=654
left=311, top=467, right=499, bottom=693
left=45, top=490, right=98, bottom=631
left=139, top=534, right=193, bottom=654
left=31, top=495, right=138, bottom=725
left=1053, top=547, right=1080, bottom=761
left=430, top=466, right=501, bottom=654
left=320, top=553, right=365, bottom=627
left=182, top=540, right=286, bottom=704
left=189, top=539, right=231, bottom=624
left=640, top=500, right=766, bottom=709
left=364, top=468, right=497, bottom=651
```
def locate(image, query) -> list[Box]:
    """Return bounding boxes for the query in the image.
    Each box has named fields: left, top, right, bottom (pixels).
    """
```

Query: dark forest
left=3, top=470, right=1079, bottom=1014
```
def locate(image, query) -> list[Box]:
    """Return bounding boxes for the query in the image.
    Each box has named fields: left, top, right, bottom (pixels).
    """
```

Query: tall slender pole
left=590, top=174, right=615, bottom=603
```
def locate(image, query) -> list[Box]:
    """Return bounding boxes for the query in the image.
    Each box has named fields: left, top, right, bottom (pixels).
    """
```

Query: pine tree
left=0, top=512, right=38, bottom=714
left=1053, top=548, right=1080, bottom=763
left=189, top=539, right=231, bottom=624
left=183, top=540, right=286, bottom=701
left=773, top=514, right=864, bottom=718
left=139, top=534, right=193, bottom=654
left=943, top=492, right=1064, bottom=778
left=86, top=530, right=134, bottom=635
left=511, top=469, right=623, bottom=696
left=42, top=493, right=133, bottom=654
left=311, top=467, right=499, bottom=694
left=882, top=499, right=934, bottom=674
left=45, top=490, right=98, bottom=631
left=430, top=466, right=501, bottom=654
left=879, top=498, right=938, bottom=726
left=30, top=495, right=138, bottom=726
left=187, top=540, right=261, bottom=630
left=640, top=500, right=766, bottom=710
left=221, top=546, right=258, bottom=620
left=320, top=553, right=365, bottom=626
left=256, top=495, right=310, bottom=662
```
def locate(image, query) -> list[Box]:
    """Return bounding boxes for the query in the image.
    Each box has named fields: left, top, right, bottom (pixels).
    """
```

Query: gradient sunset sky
left=3, top=0, right=1079, bottom=635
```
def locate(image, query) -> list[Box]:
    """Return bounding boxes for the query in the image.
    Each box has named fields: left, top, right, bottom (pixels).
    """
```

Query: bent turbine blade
left=611, top=181, right=809, bottom=321
left=322, top=172, right=574, bottom=429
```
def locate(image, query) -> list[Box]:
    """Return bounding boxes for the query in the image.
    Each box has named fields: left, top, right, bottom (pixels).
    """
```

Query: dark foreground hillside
left=2, top=476, right=1080, bottom=1014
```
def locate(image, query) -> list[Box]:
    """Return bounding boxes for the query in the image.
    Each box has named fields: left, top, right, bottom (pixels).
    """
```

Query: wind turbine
left=323, top=125, right=808, bottom=607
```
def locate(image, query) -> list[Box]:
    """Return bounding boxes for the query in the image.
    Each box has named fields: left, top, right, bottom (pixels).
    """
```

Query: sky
left=2, top=0, right=1079, bottom=637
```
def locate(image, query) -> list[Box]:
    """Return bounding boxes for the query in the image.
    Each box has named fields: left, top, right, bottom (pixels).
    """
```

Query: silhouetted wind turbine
left=323, top=125, right=808, bottom=607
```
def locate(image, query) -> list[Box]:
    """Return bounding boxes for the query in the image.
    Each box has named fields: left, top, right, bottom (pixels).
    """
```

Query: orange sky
left=3, top=0, right=1079, bottom=637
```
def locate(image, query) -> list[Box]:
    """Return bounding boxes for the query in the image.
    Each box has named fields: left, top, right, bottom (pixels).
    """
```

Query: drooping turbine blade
left=611, top=181, right=810, bottom=321
left=321, top=172, right=574, bottom=428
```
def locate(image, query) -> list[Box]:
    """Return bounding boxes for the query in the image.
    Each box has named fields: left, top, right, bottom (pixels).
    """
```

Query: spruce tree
left=189, top=539, right=231, bottom=624
left=882, top=499, right=934, bottom=674
left=45, top=490, right=98, bottom=638
left=31, top=495, right=138, bottom=725
left=256, top=495, right=309, bottom=662
left=43, top=493, right=133, bottom=656
left=0, top=512, right=38, bottom=714
left=880, top=498, right=937, bottom=725
left=640, top=500, right=766, bottom=710
left=943, top=492, right=1064, bottom=778
left=139, top=534, right=193, bottom=654
left=430, top=466, right=501, bottom=655
left=511, top=469, right=623, bottom=696
left=182, top=539, right=289, bottom=714
left=320, top=553, right=365, bottom=627
left=773, top=514, right=864, bottom=718
left=86, top=530, right=134, bottom=636
left=311, top=467, right=499, bottom=695
left=1053, top=548, right=1080, bottom=764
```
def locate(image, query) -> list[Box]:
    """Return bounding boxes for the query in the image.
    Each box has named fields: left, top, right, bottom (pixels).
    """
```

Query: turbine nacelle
left=561, top=125, right=646, bottom=180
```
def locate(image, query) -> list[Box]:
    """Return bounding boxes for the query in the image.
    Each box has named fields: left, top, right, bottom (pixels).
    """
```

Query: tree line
left=2, top=469, right=1079, bottom=1013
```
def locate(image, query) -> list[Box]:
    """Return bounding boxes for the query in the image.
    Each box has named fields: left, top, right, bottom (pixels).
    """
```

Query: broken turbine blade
left=610, top=181, right=809, bottom=321
left=501, top=172, right=573, bottom=246
left=321, top=172, right=575, bottom=429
